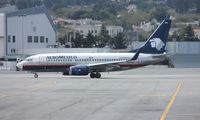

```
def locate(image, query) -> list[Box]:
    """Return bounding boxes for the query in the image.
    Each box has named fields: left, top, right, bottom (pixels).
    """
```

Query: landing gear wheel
left=96, top=73, right=101, bottom=78
left=90, top=72, right=96, bottom=78
left=34, top=73, right=38, bottom=78
left=90, top=72, right=101, bottom=78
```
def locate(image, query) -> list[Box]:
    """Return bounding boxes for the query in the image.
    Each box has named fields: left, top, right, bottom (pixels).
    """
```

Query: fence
left=131, top=42, right=200, bottom=54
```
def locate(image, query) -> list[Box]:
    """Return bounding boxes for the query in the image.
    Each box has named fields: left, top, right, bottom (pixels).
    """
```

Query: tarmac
left=0, top=68, right=200, bottom=120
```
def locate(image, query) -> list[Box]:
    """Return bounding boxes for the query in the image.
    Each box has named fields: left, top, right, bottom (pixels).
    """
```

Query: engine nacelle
left=69, top=66, right=89, bottom=75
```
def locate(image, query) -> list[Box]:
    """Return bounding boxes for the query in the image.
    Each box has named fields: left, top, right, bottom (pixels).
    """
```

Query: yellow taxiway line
left=160, top=83, right=182, bottom=120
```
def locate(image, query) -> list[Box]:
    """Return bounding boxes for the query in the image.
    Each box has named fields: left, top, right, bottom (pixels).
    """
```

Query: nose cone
left=16, top=62, right=23, bottom=71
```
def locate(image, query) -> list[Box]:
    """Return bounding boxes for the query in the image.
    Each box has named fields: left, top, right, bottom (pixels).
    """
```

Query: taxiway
left=0, top=68, right=200, bottom=120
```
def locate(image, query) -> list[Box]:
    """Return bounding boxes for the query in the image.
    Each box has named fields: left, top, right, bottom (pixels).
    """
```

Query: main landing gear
left=34, top=73, right=38, bottom=78
left=90, top=72, right=101, bottom=78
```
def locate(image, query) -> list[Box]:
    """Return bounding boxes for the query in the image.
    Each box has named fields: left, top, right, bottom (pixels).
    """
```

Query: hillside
left=5, top=0, right=200, bottom=27
left=2, top=0, right=200, bottom=44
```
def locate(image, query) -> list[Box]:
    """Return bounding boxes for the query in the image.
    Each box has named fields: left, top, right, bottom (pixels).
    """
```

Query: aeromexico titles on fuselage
left=46, top=55, right=78, bottom=61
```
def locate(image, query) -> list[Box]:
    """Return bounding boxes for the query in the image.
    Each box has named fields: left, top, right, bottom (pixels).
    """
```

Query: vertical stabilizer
left=134, top=17, right=171, bottom=54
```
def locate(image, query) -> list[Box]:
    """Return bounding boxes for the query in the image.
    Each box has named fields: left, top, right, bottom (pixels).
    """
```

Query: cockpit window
left=27, top=59, right=33, bottom=61
left=25, top=58, right=33, bottom=61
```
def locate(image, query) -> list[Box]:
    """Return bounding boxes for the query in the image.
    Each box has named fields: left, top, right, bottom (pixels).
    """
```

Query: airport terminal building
left=0, top=5, right=57, bottom=60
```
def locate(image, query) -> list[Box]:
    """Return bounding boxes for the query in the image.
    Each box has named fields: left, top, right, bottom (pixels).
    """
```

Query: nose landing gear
left=34, top=73, right=38, bottom=78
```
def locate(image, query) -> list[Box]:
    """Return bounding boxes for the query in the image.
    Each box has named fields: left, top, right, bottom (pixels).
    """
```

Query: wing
left=87, top=60, right=128, bottom=72
left=87, top=49, right=141, bottom=72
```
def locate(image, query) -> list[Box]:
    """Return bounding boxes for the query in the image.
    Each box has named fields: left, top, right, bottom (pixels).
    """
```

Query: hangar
left=0, top=5, right=56, bottom=60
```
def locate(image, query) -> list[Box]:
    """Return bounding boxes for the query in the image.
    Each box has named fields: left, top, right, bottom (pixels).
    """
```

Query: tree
left=181, top=25, right=197, bottom=41
left=150, top=7, right=168, bottom=22
left=167, top=0, right=193, bottom=13
left=15, top=0, right=42, bottom=9
left=111, top=32, right=127, bottom=49
left=196, top=0, right=200, bottom=12
left=33, top=0, right=42, bottom=6
left=58, top=33, right=67, bottom=45
left=169, top=31, right=180, bottom=41
left=96, top=35, right=106, bottom=48
left=96, top=24, right=111, bottom=47
left=171, top=25, right=198, bottom=41
left=72, top=33, right=84, bottom=47
left=69, top=10, right=92, bottom=20
left=83, top=32, right=95, bottom=48
left=10, top=0, right=16, bottom=5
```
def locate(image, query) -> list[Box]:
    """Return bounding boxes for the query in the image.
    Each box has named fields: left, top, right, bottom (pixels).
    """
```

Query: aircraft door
left=39, top=56, right=45, bottom=64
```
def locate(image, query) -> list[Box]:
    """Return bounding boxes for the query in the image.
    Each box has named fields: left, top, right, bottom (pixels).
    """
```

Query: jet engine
left=69, top=66, right=89, bottom=75
left=62, top=66, right=89, bottom=76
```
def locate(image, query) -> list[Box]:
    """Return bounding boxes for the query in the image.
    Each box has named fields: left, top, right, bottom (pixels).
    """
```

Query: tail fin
left=134, top=17, right=171, bottom=54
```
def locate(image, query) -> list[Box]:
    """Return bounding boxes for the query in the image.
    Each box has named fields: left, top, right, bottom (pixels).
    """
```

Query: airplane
left=16, top=17, right=171, bottom=78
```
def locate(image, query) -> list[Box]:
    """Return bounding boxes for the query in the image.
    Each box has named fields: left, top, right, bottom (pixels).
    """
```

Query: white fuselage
left=17, top=53, right=166, bottom=72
